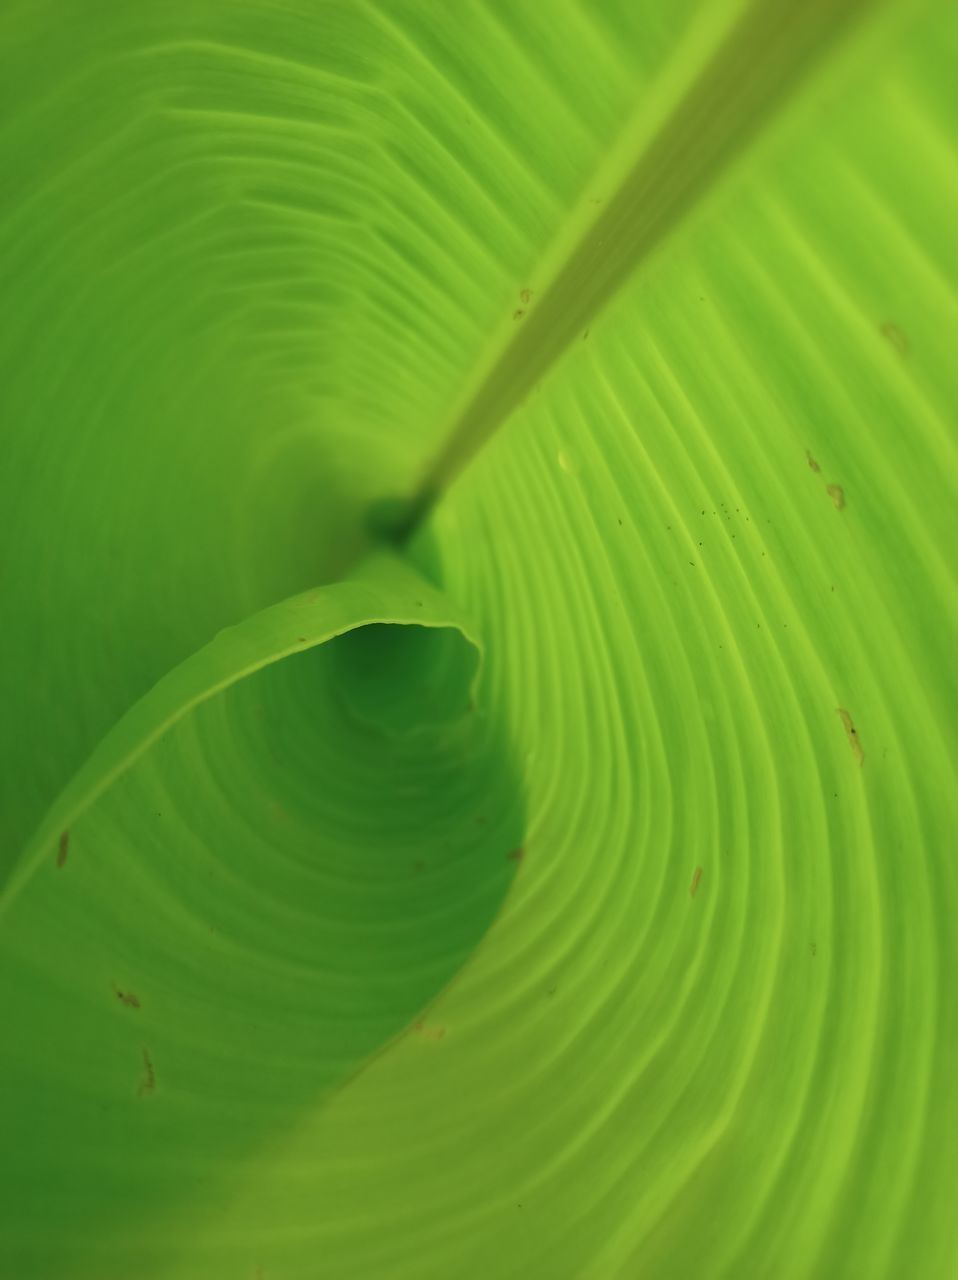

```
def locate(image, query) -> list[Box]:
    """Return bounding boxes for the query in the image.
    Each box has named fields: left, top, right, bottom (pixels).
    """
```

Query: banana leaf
left=1, top=1, right=956, bottom=1277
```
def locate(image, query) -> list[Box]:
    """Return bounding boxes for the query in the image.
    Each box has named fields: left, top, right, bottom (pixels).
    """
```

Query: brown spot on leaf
left=582, top=328, right=589, bottom=340
left=57, top=830, right=69, bottom=868
left=506, top=848, right=524, bottom=862
left=690, top=866, right=703, bottom=897
left=412, top=1021, right=446, bottom=1041
left=806, top=451, right=821, bottom=473
left=519, top=288, right=532, bottom=304
left=836, top=708, right=864, bottom=766
left=880, top=321, right=908, bottom=357
left=138, top=1049, right=156, bottom=1097
left=297, top=637, right=307, bottom=643
left=513, top=309, right=525, bottom=321
left=114, top=985, right=141, bottom=1010
left=826, top=484, right=845, bottom=511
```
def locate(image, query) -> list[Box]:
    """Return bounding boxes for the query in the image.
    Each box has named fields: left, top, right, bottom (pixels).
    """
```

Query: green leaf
left=0, top=550, right=522, bottom=1276
left=1, top=1, right=956, bottom=1278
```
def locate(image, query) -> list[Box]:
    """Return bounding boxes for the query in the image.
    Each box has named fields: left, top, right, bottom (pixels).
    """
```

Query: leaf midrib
left=383, top=0, right=880, bottom=542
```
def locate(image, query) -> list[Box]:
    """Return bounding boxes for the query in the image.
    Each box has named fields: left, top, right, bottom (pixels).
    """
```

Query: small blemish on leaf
left=513, top=309, right=525, bottom=320
left=57, top=830, right=69, bottom=868
left=880, top=321, right=908, bottom=357
left=507, top=848, right=524, bottom=862
left=690, top=866, right=703, bottom=897
left=806, top=451, right=821, bottom=473
left=836, top=708, right=864, bottom=765
left=826, top=484, right=845, bottom=511
left=114, top=985, right=141, bottom=1010
left=413, top=1022, right=446, bottom=1041
left=138, top=1049, right=156, bottom=1097
left=519, top=288, right=532, bottom=304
